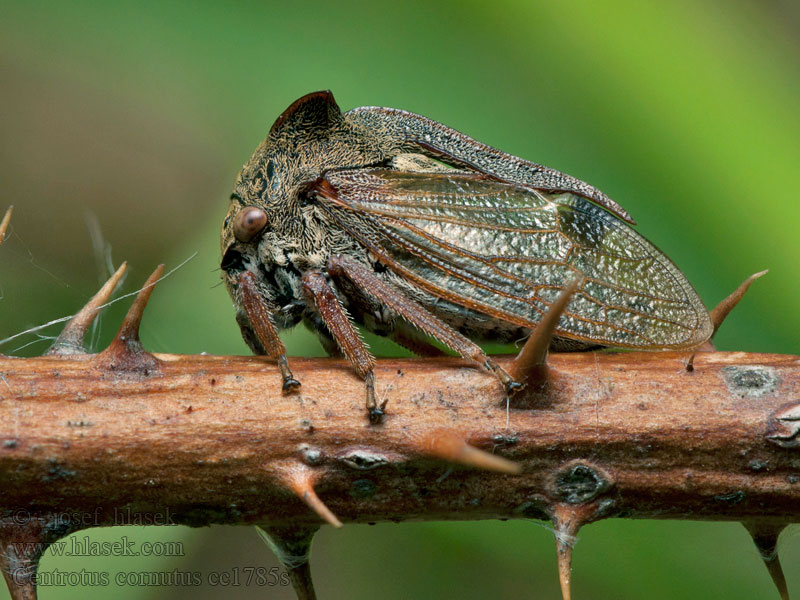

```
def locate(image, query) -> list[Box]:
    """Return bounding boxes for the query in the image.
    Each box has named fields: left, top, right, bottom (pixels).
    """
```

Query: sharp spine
left=507, top=276, right=582, bottom=391
left=256, top=525, right=319, bottom=600
left=48, top=262, right=128, bottom=356
left=286, top=470, right=343, bottom=528
left=416, top=428, right=521, bottom=474
left=0, top=206, right=12, bottom=245
left=743, top=521, right=789, bottom=600
left=96, top=264, right=164, bottom=372
left=687, top=270, right=767, bottom=371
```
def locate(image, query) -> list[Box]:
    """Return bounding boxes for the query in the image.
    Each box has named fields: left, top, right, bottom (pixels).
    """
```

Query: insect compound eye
left=233, top=206, right=268, bottom=243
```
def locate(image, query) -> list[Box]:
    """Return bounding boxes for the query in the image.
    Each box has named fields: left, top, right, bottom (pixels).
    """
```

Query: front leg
left=300, top=271, right=382, bottom=422
left=239, top=271, right=300, bottom=392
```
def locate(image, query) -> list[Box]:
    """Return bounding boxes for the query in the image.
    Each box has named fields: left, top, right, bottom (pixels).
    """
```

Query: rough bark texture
left=1, top=350, right=797, bottom=527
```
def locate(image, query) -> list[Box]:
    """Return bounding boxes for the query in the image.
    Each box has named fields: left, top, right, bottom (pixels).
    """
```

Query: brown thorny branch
left=0, top=205, right=798, bottom=600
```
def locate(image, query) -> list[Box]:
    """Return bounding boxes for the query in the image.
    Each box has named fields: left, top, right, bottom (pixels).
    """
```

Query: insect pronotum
left=220, top=91, right=712, bottom=422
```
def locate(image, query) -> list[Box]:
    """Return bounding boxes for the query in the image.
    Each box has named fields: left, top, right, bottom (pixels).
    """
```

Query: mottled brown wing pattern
left=316, top=168, right=712, bottom=350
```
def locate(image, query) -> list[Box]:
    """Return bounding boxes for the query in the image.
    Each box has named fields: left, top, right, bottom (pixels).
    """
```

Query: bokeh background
left=2, top=0, right=799, bottom=598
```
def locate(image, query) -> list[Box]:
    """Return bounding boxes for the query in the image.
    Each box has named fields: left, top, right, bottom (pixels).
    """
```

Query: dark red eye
left=233, top=207, right=267, bottom=242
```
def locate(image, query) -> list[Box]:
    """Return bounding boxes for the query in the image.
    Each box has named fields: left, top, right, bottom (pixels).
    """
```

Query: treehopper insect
left=220, top=91, right=712, bottom=422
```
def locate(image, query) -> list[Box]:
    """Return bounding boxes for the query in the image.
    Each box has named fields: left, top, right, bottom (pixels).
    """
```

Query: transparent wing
left=315, top=168, right=712, bottom=349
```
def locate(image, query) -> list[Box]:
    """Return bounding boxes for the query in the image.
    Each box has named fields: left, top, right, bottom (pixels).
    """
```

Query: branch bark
left=1, top=349, right=798, bottom=598
left=1, top=350, right=798, bottom=522
left=0, top=249, right=797, bottom=599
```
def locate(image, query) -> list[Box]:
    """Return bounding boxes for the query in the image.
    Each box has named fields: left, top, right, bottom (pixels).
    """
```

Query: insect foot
left=93, top=265, right=163, bottom=376
left=365, top=372, right=385, bottom=424
left=278, top=355, right=301, bottom=392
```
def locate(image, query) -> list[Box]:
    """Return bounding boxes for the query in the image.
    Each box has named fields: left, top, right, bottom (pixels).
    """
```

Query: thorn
left=286, top=469, right=343, bottom=528
left=113, top=264, right=164, bottom=345
left=710, top=270, right=768, bottom=336
left=47, top=262, right=128, bottom=356
left=416, top=429, right=522, bottom=474
left=0, top=549, right=37, bottom=600
left=686, top=270, right=767, bottom=371
left=743, top=521, right=789, bottom=600
left=0, top=513, right=76, bottom=600
left=0, top=206, right=12, bottom=245
left=256, top=525, right=319, bottom=600
left=550, top=504, right=586, bottom=600
left=96, top=265, right=164, bottom=373
left=507, top=277, right=582, bottom=390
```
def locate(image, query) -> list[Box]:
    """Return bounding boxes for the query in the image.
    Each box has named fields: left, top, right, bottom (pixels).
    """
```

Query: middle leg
left=300, top=270, right=381, bottom=422
left=327, top=255, right=520, bottom=394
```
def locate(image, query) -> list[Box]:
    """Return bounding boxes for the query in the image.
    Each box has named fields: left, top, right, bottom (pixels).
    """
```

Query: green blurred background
left=1, top=0, right=798, bottom=598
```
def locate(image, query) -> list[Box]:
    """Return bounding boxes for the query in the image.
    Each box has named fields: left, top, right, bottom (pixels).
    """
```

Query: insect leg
left=305, top=319, right=345, bottom=358
left=389, top=326, right=447, bottom=357
left=300, top=271, right=380, bottom=422
left=239, top=271, right=301, bottom=392
left=327, top=255, right=520, bottom=394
